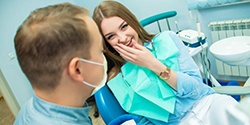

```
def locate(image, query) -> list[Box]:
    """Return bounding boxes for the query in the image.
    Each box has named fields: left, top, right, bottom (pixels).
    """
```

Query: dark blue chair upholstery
left=94, top=85, right=127, bottom=124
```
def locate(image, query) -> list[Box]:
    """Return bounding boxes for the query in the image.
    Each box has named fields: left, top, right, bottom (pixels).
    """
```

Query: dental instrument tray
left=178, top=29, right=206, bottom=48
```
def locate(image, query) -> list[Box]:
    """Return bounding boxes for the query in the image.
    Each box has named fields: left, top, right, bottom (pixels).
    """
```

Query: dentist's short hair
left=14, top=3, right=90, bottom=91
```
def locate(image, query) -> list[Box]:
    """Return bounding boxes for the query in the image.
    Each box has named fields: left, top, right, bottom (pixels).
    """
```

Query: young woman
left=93, top=1, right=238, bottom=124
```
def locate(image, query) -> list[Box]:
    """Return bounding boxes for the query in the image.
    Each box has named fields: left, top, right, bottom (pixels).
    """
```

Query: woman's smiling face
left=101, top=16, right=142, bottom=48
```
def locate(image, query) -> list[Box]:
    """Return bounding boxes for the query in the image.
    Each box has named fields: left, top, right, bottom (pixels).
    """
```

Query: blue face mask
left=79, top=55, right=108, bottom=95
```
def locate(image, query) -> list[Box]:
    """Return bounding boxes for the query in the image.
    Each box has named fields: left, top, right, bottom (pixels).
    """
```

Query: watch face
left=160, top=68, right=170, bottom=80
left=161, top=71, right=169, bottom=79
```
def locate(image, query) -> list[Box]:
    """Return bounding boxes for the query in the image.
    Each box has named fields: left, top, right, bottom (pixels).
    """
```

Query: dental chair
left=94, top=10, right=250, bottom=124
left=94, top=11, right=177, bottom=124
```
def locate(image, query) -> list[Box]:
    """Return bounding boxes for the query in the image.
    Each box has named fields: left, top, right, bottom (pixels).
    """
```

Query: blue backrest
left=94, top=85, right=127, bottom=124
left=140, top=11, right=177, bottom=32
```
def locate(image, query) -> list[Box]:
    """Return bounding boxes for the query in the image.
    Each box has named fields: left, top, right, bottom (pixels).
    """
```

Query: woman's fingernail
left=113, top=46, right=118, bottom=51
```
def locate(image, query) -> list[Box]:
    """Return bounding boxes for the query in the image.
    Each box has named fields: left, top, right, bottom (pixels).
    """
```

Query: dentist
left=14, top=3, right=108, bottom=125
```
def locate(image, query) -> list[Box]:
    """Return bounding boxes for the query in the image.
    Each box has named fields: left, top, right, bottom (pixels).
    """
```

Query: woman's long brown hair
left=93, top=0, right=155, bottom=79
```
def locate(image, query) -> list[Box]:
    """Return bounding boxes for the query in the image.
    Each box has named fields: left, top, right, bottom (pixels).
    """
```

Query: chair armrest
left=213, top=77, right=250, bottom=95
left=213, top=86, right=250, bottom=95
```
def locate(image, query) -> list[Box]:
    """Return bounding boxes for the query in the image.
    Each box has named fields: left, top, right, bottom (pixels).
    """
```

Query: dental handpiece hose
left=196, top=15, right=202, bottom=42
left=196, top=15, right=208, bottom=85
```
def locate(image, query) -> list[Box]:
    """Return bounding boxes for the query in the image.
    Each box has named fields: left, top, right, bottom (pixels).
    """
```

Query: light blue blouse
left=14, top=95, right=92, bottom=125
left=137, top=31, right=215, bottom=125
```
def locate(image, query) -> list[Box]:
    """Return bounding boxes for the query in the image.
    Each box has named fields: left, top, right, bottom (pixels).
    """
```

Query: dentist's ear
left=68, top=57, right=84, bottom=82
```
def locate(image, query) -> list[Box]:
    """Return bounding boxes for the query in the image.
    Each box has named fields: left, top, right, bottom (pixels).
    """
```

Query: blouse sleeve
left=168, top=31, right=208, bottom=98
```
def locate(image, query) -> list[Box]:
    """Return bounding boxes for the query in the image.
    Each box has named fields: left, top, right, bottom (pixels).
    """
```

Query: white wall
left=80, top=0, right=197, bottom=32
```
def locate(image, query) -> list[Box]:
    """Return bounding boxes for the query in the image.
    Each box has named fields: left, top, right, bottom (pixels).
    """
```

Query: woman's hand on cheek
left=113, top=42, right=157, bottom=68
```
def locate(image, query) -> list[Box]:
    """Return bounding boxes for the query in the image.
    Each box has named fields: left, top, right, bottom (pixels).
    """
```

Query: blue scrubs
left=14, top=95, right=92, bottom=125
